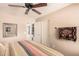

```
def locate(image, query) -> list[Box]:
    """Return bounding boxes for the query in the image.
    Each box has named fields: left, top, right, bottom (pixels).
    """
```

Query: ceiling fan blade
left=32, top=3, right=47, bottom=8
left=25, top=8, right=30, bottom=14
left=32, top=9, right=41, bottom=15
left=8, top=5, right=25, bottom=8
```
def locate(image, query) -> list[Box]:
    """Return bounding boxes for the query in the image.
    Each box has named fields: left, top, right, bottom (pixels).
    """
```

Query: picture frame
left=58, top=27, right=77, bottom=41
left=3, top=23, right=17, bottom=37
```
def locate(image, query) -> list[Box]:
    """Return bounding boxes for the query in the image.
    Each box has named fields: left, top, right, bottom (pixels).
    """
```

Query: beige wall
left=36, top=4, right=79, bottom=56
left=0, top=13, right=33, bottom=42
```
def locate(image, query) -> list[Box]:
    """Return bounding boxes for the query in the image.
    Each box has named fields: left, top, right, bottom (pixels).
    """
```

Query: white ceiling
left=0, top=3, right=71, bottom=19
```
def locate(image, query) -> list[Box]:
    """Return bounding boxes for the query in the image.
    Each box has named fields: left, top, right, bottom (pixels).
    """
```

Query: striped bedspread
left=0, top=40, right=63, bottom=56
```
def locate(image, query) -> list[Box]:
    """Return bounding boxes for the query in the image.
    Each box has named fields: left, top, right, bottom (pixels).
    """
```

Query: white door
left=34, top=22, right=42, bottom=43
left=34, top=20, right=49, bottom=46
left=41, top=20, right=49, bottom=46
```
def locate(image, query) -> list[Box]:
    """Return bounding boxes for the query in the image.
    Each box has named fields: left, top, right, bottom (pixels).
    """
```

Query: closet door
left=34, top=20, right=49, bottom=47
left=34, top=22, right=42, bottom=43
left=41, top=20, right=49, bottom=46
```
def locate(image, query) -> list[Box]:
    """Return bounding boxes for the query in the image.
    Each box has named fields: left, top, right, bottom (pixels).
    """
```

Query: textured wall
left=36, top=4, right=79, bottom=56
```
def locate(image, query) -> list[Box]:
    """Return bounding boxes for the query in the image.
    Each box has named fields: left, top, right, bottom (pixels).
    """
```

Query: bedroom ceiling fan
left=8, top=3, right=47, bottom=15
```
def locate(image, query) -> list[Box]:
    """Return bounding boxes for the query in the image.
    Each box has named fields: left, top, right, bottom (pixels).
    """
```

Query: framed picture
left=3, top=23, right=17, bottom=37
left=58, top=27, right=77, bottom=41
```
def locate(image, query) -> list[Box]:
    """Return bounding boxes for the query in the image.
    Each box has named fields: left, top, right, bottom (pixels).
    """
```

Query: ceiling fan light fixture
left=8, top=3, right=47, bottom=15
